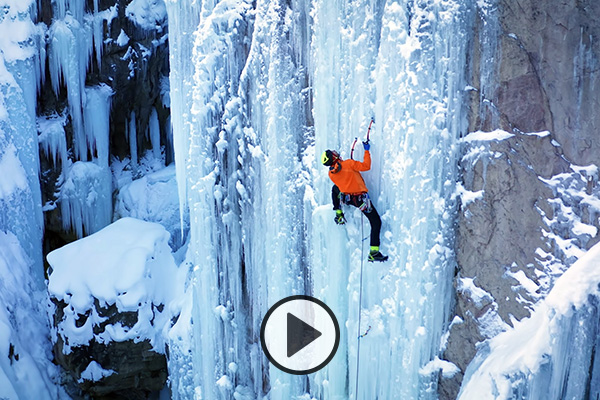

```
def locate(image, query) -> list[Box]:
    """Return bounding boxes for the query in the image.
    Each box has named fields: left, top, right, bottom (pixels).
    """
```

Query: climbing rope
left=358, top=325, right=372, bottom=338
left=355, top=214, right=366, bottom=399
left=354, top=118, right=375, bottom=399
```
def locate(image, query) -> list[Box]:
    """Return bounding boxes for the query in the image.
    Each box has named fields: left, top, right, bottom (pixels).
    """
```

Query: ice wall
left=167, top=0, right=472, bottom=399
left=0, top=1, right=44, bottom=280
left=312, top=1, right=471, bottom=398
left=0, top=3, right=70, bottom=397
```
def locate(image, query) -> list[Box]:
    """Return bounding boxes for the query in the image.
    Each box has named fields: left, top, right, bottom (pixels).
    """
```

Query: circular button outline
left=260, top=295, right=340, bottom=375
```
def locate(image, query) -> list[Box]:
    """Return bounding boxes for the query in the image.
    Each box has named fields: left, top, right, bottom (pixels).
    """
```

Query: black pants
left=332, top=185, right=381, bottom=248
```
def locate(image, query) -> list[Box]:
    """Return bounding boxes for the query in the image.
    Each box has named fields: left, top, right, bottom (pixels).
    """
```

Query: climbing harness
left=357, top=193, right=372, bottom=213
left=340, top=193, right=372, bottom=214
left=355, top=214, right=366, bottom=399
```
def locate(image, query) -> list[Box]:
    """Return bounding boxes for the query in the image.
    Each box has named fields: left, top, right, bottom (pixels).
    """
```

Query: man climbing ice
left=321, top=140, right=388, bottom=262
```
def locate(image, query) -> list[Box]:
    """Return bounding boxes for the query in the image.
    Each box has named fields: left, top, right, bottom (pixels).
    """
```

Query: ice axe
left=351, top=118, right=374, bottom=160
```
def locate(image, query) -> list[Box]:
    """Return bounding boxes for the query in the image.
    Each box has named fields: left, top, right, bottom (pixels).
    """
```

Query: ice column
left=164, top=1, right=202, bottom=397
left=241, top=0, right=313, bottom=398
left=168, top=0, right=257, bottom=398
left=311, top=0, right=472, bottom=398
left=60, top=85, right=113, bottom=238
left=165, top=0, right=201, bottom=225
left=310, top=1, right=385, bottom=398
left=0, top=1, right=44, bottom=280
left=167, top=0, right=314, bottom=397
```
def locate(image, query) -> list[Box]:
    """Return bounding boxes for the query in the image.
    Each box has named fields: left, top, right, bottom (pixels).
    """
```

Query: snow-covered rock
left=47, top=217, right=184, bottom=397
left=459, top=241, right=600, bottom=399
left=114, top=164, right=188, bottom=250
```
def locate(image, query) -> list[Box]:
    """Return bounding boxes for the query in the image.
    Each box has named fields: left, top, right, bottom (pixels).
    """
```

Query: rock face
left=441, top=1, right=600, bottom=398
left=47, top=218, right=181, bottom=399
left=51, top=300, right=168, bottom=399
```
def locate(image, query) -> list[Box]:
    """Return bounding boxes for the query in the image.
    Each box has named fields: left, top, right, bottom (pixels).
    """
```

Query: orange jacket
left=328, top=150, right=371, bottom=194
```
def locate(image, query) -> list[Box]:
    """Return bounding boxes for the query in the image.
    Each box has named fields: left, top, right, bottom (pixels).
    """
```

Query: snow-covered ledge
left=459, top=241, right=600, bottom=399
left=46, top=217, right=183, bottom=397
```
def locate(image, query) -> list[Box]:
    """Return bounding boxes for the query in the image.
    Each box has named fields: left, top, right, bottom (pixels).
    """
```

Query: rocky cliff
left=441, top=1, right=600, bottom=398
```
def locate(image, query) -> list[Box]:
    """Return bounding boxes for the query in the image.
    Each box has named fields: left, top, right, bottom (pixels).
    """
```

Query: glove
left=334, top=210, right=346, bottom=225
left=363, top=141, right=370, bottom=151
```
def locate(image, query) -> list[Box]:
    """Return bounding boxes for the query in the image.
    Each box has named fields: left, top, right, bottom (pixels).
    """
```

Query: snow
left=0, top=0, right=37, bottom=62
left=522, top=130, right=551, bottom=138
left=462, top=129, right=515, bottom=143
left=459, top=241, right=600, bottom=399
left=116, top=29, right=130, bottom=47
left=126, top=0, right=168, bottom=31
left=115, top=164, right=187, bottom=250
left=0, top=231, right=67, bottom=399
left=0, top=143, right=28, bottom=197
left=420, top=356, right=460, bottom=379
left=47, top=217, right=183, bottom=353
left=536, top=163, right=600, bottom=292
left=78, top=361, right=115, bottom=383
left=457, top=277, right=493, bottom=308
left=456, top=182, right=484, bottom=208
left=505, top=269, right=540, bottom=299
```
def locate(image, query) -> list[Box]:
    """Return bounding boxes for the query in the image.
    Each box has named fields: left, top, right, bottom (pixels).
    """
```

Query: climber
left=321, top=141, right=388, bottom=262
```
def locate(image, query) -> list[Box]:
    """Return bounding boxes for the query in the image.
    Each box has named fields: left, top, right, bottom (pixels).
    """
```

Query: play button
left=260, top=295, right=340, bottom=375
left=287, top=313, right=322, bottom=357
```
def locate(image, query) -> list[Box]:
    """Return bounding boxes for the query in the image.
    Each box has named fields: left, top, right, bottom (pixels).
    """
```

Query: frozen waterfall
left=166, top=0, right=471, bottom=398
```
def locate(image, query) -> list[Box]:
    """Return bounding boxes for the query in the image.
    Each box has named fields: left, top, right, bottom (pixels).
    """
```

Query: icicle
left=57, top=82, right=112, bottom=238
left=92, top=0, right=103, bottom=69
left=129, top=112, right=138, bottom=169
left=53, top=0, right=85, bottom=23
left=165, top=0, right=201, bottom=235
left=48, top=15, right=92, bottom=161
left=149, top=108, right=161, bottom=161
left=60, top=161, right=112, bottom=238
left=34, top=23, right=48, bottom=95
left=38, top=116, right=68, bottom=167
left=84, top=84, right=113, bottom=167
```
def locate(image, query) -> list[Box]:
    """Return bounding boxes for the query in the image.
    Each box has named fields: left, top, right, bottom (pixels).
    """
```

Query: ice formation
left=44, top=1, right=118, bottom=238
left=115, top=165, right=188, bottom=250
left=0, top=0, right=44, bottom=278
left=166, top=0, right=470, bottom=398
left=0, top=231, right=68, bottom=399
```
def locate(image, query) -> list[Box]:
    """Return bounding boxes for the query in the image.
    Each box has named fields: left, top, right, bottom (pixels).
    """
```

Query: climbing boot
left=368, top=246, right=388, bottom=262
